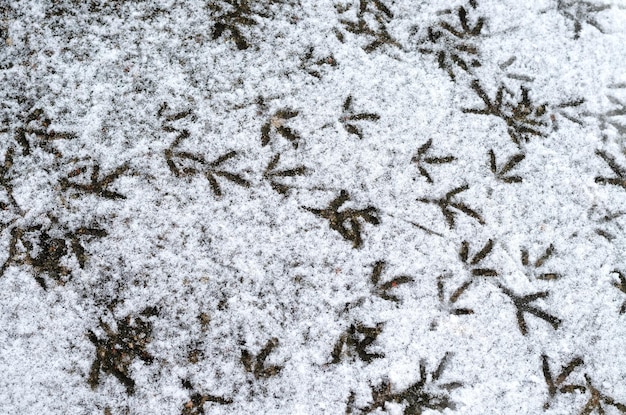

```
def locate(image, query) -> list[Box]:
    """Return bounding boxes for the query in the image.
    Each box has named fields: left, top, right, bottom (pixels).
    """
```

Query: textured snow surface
left=1, top=0, right=626, bottom=414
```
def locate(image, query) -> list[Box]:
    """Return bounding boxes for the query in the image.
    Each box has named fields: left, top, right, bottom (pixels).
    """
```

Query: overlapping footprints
left=347, top=352, right=462, bottom=414
left=87, top=307, right=158, bottom=395
left=542, top=355, right=626, bottom=414
left=416, top=1, right=484, bottom=80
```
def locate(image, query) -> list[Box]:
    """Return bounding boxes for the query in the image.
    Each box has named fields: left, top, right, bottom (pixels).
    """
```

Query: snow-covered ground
left=1, top=0, right=626, bottom=414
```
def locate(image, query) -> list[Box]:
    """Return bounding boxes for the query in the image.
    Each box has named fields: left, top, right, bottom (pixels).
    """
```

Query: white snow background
left=1, top=0, right=626, bottom=414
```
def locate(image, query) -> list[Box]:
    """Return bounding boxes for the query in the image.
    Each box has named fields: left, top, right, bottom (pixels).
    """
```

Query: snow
left=1, top=0, right=626, bottom=414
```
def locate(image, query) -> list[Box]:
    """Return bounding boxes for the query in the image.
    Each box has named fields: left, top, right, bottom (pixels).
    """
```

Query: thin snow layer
left=1, top=0, right=625, bottom=414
